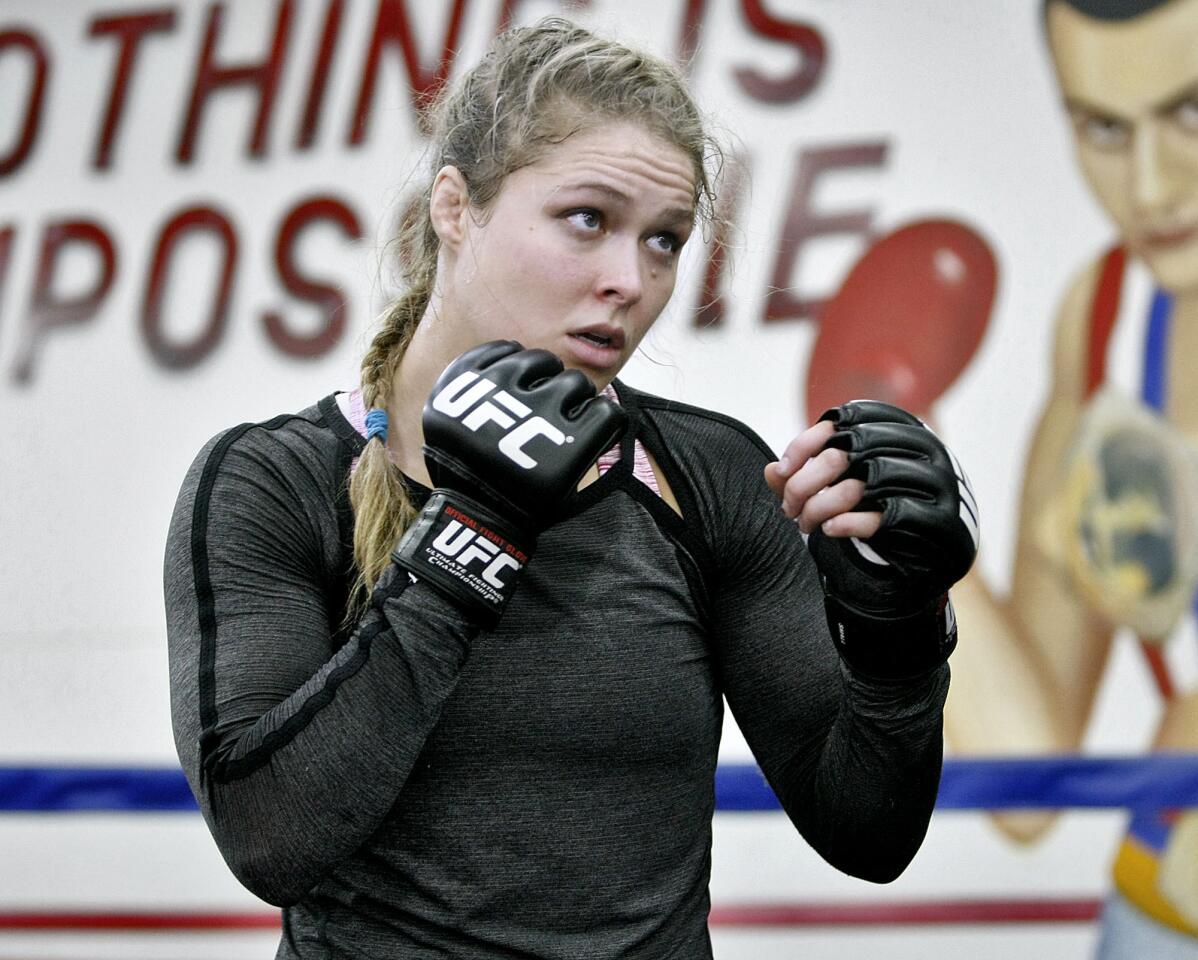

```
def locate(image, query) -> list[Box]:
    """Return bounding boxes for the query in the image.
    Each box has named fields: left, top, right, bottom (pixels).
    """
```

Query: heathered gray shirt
left=165, top=382, right=949, bottom=959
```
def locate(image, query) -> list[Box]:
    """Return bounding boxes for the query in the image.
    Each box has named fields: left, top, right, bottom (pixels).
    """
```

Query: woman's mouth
left=572, top=332, right=615, bottom=348
left=566, top=329, right=625, bottom=368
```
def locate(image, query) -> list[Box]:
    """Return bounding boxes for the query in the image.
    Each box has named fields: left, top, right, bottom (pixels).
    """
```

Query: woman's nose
left=597, top=239, right=644, bottom=306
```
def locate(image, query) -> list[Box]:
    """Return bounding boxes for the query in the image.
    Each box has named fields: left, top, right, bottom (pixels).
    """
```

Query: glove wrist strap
left=392, top=492, right=533, bottom=628
left=823, top=588, right=958, bottom=682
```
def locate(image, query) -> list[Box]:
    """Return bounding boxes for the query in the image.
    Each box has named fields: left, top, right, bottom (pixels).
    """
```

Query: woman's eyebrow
left=556, top=181, right=695, bottom=224
left=660, top=207, right=697, bottom=230
left=557, top=181, right=632, bottom=204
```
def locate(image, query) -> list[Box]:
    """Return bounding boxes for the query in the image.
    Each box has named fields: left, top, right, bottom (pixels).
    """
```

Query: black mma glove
left=806, top=400, right=978, bottom=680
left=393, top=340, right=627, bottom=626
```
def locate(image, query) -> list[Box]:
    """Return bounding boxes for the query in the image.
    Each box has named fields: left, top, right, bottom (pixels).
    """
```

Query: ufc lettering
left=431, top=519, right=523, bottom=589
left=431, top=371, right=567, bottom=469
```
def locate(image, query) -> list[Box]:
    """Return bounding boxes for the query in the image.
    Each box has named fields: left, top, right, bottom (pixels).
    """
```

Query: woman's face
left=435, top=121, right=698, bottom=389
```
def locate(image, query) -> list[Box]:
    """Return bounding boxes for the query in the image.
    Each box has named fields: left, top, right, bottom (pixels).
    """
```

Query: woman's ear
left=429, top=165, right=470, bottom=251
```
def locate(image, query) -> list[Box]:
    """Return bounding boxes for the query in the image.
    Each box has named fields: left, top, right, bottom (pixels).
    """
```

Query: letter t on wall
left=88, top=9, right=178, bottom=171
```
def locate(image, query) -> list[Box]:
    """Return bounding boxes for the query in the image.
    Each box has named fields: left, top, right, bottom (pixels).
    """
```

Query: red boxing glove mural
left=805, top=219, right=997, bottom=421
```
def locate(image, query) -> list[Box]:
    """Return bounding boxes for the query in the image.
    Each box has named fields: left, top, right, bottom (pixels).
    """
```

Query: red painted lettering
left=350, top=0, right=469, bottom=142
left=0, top=225, right=14, bottom=340
left=176, top=0, right=294, bottom=164
left=295, top=0, right=345, bottom=150
left=142, top=206, right=237, bottom=368
left=12, top=220, right=118, bottom=384
left=736, top=0, right=825, bottom=103
left=89, top=9, right=178, bottom=170
left=763, top=141, right=887, bottom=324
left=495, top=0, right=520, bottom=33
left=263, top=196, right=363, bottom=357
left=0, top=31, right=50, bottom=178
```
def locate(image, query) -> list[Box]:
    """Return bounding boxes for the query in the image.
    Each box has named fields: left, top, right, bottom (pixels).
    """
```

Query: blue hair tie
left=365, top=408, right=389, bottom=443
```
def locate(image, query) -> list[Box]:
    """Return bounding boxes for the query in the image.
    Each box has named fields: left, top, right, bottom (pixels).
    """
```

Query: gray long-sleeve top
left=164, top=383, right=950, bottom=959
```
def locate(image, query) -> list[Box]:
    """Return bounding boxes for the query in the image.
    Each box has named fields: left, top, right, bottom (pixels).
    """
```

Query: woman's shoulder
left=166, top=397, right=356, bottom=611
left=180, top=393, right=363, bottom=503
left=204, top=394, right=359, bottom=457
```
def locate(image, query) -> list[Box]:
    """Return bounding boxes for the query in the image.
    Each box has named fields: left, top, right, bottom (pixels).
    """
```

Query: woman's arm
left=683, top=416, right=949, bottom=883
left=713, top=491, right=949, bottom=882
left=165, top=424, right=480, bottom=906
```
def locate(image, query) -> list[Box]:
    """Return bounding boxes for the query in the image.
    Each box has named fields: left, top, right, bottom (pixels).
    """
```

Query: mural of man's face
left=1048, top=0, right=1198, bottom=294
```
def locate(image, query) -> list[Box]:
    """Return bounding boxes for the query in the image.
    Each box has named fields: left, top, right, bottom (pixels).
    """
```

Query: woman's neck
left=385, top=302, right=458, bottom=487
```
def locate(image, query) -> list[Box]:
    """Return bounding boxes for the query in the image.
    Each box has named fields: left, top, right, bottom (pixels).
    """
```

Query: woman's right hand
left=393, top=340, right=626, bottom=625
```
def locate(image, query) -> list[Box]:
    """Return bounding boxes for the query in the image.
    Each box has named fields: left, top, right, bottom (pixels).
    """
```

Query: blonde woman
left=165, top=19, right=977, bottom=958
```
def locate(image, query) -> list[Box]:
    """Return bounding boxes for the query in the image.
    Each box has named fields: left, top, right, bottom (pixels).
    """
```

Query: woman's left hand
left=764, top=419, right=883, bottom=540
left=764, top=400, right=978, bottom=680
left=767, top=400, right=979, bottom=601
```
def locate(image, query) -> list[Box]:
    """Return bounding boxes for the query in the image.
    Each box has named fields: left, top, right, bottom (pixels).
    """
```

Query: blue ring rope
left=2, top=757, right=1196, bottom=814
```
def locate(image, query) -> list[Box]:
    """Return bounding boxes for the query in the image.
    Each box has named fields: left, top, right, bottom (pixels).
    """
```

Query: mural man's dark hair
left=1044, top=0, right=1177, bottom=21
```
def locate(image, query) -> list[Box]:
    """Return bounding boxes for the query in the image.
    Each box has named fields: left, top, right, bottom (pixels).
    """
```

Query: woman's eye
left=566, top=209, right=602, bottom=231
left=1076, top=114, right=1130, bottom=151
left=648, top=232, right=682, bottom=256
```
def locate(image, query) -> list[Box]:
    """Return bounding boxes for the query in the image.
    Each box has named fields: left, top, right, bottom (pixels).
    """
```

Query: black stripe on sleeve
left=205, top=615, right=390, bottom=783
left=190, top=414, right=328, bottom=781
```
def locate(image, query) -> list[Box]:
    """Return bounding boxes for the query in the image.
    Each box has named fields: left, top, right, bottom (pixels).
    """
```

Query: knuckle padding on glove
left=820, top=399, right=924, bottom=429
left=851, top=456, right=944, bottom=502
left=828, top=422, right=945, bottom=463
left=572, top=403, right=628, bottom=448
left=535, top=368, right=596, bottom=413
left=503, top=348, right=564, bottom=387
left=460, top=339, right=524, bottom=369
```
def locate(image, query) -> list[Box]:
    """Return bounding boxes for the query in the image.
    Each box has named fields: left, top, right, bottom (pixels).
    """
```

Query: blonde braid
left=346, top=287, right=428, bottom=612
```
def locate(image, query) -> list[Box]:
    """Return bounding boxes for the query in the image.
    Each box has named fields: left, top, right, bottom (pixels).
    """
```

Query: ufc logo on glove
left=431, top=371, right=572, bottom=470
left=432, top=510, right=524, bottom=588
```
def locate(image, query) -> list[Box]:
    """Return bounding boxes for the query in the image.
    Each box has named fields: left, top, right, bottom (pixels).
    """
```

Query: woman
left=165, top=18, right=976, bottom=958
